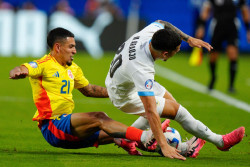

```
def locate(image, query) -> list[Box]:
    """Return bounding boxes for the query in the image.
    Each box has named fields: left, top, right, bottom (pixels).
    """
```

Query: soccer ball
left=164, top=127, right=182, bottom=149
left=155, top=127, right=182, bottom=154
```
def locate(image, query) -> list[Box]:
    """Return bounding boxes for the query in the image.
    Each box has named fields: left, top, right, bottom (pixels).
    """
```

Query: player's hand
left=161, top=144, right=186, bottom=161
left=187, top=37, right=213, bottom=52
left=9, top=67, right=28, bottom=79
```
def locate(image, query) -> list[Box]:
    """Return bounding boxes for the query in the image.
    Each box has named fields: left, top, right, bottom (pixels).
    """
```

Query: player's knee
left=163, top=100, right=180, bottom=119
left=93, top=112, right=111, bottom=121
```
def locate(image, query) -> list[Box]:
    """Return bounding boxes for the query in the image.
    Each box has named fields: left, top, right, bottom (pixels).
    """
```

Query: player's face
left=162, top=44, right=181, bottom=61
left=60, top=37, right=77, bottom=66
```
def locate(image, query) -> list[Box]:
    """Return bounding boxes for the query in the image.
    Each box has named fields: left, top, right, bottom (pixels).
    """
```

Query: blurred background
left=0, top=0, right=249, bottom=58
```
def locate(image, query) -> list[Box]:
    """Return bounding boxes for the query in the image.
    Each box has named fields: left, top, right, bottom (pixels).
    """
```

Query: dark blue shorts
left=40, top=114, right=100, bottom=149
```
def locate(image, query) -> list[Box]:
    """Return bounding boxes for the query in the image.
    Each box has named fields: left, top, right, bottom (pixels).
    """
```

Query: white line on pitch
left=155, top=64, right=250, bottom=113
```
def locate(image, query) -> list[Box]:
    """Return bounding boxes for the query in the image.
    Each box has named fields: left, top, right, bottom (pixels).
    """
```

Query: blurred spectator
left=84, top=0, right=123, bottom=19
left=196, top=0, right=250, bottom=93
left=53, top=0, right=75, bottom=15
left=21, top=0, right=37, bottom=10
left=0, top=0, right=14, bottom=9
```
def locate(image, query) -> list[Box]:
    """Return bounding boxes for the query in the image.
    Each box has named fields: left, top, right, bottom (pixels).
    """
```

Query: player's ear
left=162, top=51, right=168, bottom=58
left=54, top=43, right=60, bottom=53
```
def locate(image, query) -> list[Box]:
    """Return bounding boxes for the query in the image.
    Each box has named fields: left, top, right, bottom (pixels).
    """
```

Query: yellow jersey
left=23, top=54, right=89, bottom=121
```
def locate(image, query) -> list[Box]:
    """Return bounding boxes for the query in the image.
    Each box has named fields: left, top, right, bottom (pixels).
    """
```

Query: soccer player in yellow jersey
left=9, top=27, right=161, bottom=157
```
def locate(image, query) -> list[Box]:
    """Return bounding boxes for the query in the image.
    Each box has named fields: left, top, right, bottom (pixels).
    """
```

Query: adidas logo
left=52, top=71, right=59, bottom=78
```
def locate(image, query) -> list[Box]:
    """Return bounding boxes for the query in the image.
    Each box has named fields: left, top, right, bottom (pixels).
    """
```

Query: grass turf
left=0, top=52, right=249, bottom=167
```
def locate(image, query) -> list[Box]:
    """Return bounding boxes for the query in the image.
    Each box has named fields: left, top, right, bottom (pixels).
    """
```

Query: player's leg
left=71, top=111, right=156, bottom=152
left=160, top=99, right=245, bottom=150
left=208, top=51, right=219, bottom=90
left=71, top=112, right=153, bottom=143
left=226, top=45, right=238, bottom=93
left=226, top=22, right=239, bottom=93
left=161, top=100, right=223, bottom=146
left=96, top=130, right=114, bottom=145
left=208, top=22, right=223, bottom=90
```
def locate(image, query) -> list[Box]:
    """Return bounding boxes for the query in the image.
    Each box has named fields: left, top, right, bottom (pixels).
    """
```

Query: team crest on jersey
left=145, top=79, right=153, bottom=90
left=68, top=70, right=74, bottom=79
left=28, top=61, right=38, bottom=68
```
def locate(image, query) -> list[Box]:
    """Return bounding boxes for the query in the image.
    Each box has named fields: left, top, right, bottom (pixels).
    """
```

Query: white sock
left=131, top=116, right=150, bottom=130
left=178, top=142, right=188, bottom=155
left=174, top=105, right=223, bottom=147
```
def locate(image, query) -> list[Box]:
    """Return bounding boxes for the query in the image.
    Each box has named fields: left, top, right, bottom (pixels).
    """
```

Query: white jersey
left=105, top=22, right=165, bottom=114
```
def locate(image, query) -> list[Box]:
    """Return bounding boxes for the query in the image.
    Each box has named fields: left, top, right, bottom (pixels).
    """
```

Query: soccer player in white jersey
left=105, top=20, right=245, bottom=160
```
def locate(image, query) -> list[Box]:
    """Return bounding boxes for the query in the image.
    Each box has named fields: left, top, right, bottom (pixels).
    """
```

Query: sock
left=174, top=105, right=223, bottom=147
left=125, top=126, right=143, bottom=142
left=229, top=60, right=237, bottom=89
left=178, top=142, right=188, bottom=155
left=131, top=116, right=150, bottom=130
left=208, top=62, right=216, bottom=89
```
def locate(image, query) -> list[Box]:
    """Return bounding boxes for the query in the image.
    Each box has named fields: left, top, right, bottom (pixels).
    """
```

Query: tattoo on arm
left=78, top=84, right=109, bottom=98
left=156, top=20, right=190, bottom=41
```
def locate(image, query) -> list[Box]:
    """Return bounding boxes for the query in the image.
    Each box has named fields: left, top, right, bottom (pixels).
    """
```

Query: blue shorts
left=40, top=114, right=100, bottom=149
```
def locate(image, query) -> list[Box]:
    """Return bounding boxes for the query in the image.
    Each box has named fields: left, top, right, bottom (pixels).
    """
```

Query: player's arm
left=140, top=96, right=186, bottom=160
left=78, top=84, right=109, bottom=98
left=9, top=65, right=29, bottom=79
left=241, top=5, right=250, bottom=42
left=155, top=19, right=213, bottom=51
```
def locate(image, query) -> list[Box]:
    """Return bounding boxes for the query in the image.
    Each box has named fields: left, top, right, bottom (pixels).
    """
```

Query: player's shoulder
left=70, top=62, right=80, bottom=69
left=68, top=62, right=83, bottom=73
left=24, top=54, right=52, bottom=69
left=35, top=54, right=54, bottom=65
left=150, top=21, right=165, bottom=29
left=140, top=21, right=164, bottom=32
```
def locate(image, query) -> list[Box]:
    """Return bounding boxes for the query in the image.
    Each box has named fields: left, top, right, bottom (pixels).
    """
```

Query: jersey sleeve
left=23, top=61, right=43, bottom=78
left=131, top=68, right=155, bottom=96
left=74, top=66, right=89, bottom=89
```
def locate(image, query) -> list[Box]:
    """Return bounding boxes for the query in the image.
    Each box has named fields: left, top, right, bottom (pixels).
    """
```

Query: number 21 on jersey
left=61, top=80, right=70, bottom=94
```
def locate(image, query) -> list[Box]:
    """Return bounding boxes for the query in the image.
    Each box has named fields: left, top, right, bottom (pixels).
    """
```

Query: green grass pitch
left=0, top=52, right=249, bottom=167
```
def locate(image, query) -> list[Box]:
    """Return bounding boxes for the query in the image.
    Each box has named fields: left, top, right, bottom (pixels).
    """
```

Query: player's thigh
left=71, top=112, right=109, bottom=139
left=226, top=45, right=238, bottom=60
left=163, top=89, right=176, bottom=102
left=119, top=94, right=166, bottom=117
left=225, top=23, right=238, bottom=60
left=211, top=24, right=224, bottom=52
left=40, top=114, right=101, bottom=149
left=161, top=99, right=180, bottom=120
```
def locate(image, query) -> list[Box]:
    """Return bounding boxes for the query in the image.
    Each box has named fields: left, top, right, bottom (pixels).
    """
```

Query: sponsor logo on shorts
left=145, top=79, right=153, bottom=90
left=28, top=62, right=38, bottom=68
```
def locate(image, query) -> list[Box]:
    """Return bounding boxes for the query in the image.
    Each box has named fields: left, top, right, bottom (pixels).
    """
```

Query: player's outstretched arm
left=9, top=65, right=28, bottom=79
left=78, top=84, right=109, bottom=98
left=156, top=20, right=213, bottom=51
left=140, top=96, right=186, bottom=160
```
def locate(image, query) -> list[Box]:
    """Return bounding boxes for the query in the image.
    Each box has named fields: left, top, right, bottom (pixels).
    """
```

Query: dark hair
left=151, top=29, right=182, bottom=52
left=47, top=27, right=74, bottom=49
